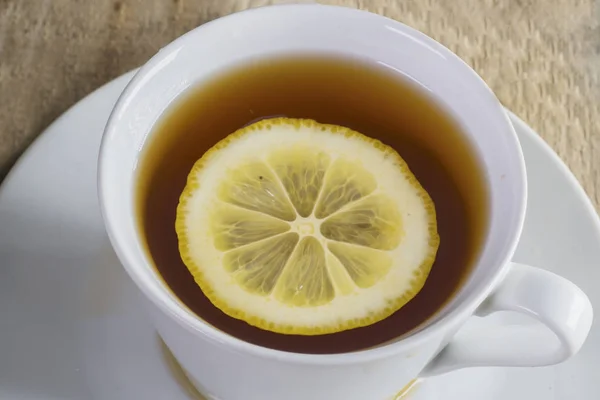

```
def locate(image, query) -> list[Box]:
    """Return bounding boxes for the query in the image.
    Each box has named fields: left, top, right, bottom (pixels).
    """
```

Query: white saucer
left=0, top=71, right=598, bottom=400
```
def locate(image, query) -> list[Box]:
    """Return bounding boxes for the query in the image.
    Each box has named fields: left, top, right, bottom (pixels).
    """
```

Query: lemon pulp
left=176, top=118, right=439, bottom=335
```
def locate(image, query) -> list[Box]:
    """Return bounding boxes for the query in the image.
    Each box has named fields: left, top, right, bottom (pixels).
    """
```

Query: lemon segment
left=320, top=193, right=404, bottom=251
left=210, top=203, right=291, bottom=251
left=217, top=160, right=296, bottom=221
left=314, top=157, right=377, bottom=219
left=223, top=232, right=299, bottom=295
left=176, top=117, right=439, bottom=335
left=275, top=236, right=334, bottom=307
left=269, top=148, right=330, bottom=218
left=327, top=242, right=393, bottom=289
left=324, top=252, right=357, bottom=296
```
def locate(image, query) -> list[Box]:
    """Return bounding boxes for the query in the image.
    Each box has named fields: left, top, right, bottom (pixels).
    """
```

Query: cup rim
left=99, top=3, right=527, bottom=365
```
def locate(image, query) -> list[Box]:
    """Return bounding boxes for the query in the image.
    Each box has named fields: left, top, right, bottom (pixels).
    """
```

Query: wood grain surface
left=1, top=0, right=598, bottom=208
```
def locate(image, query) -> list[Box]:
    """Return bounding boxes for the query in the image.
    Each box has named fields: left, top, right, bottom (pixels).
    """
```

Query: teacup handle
left=421, top=262, right=593, bottom=376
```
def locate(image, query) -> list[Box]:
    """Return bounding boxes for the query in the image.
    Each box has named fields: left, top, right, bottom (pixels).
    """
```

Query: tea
left=136, top=55, right=488, bottom=354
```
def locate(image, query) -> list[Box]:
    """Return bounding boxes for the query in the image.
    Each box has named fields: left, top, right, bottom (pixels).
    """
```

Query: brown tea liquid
left=136, top=55, right=488, bottom=354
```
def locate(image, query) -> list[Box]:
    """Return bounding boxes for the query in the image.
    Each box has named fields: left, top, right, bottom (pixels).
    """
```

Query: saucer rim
left=1, top=70, right=599, bottom=400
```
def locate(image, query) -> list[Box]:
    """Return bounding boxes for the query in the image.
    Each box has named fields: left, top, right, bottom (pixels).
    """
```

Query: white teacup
left=99, top=4, right=593, bottom=400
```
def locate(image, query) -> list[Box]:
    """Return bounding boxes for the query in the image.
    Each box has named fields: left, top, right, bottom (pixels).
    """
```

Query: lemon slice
left=176, top=118, right=439, bottom=335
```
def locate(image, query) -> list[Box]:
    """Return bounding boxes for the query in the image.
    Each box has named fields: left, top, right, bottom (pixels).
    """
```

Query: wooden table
left=1, top=0, right=598, bottom=208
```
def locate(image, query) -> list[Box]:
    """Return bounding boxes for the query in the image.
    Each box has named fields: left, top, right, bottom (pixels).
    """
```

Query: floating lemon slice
left=176, top=118, right=439, bottom=335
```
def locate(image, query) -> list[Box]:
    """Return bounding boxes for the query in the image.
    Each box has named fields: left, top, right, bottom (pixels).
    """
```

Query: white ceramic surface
left=97, top=5, right=591, bottom=400
left=0, top=70, right=599, bottom=400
